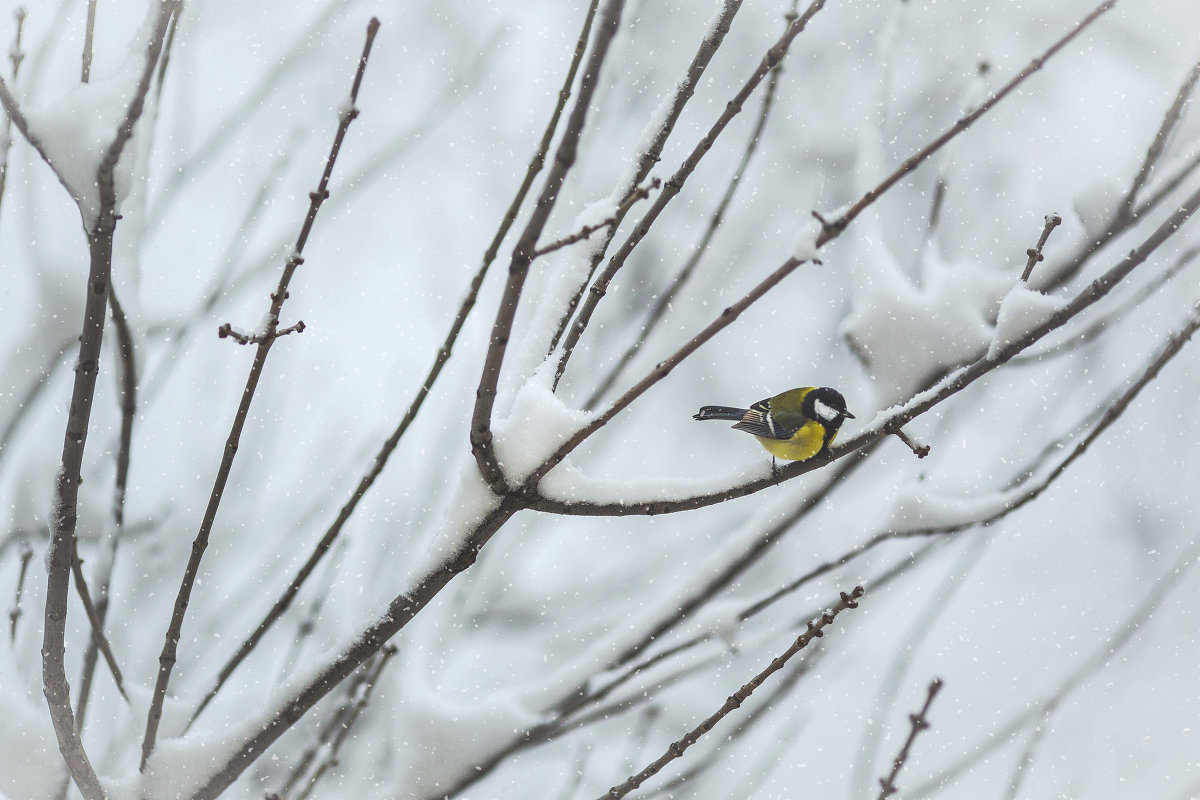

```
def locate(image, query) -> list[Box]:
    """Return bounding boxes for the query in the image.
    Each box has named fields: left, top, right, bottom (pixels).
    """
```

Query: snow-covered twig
left=470, top=0, right=627, bottom=494
left=140, top=15, right=380, bottom=771
left=532, top=177, right=660, bottom=258
left=596, top=586, right=864, bottom=800
left=81, top=0, right=97, bottom=82
left=552, top=0, right=825, bottom=390
left=876, top=678, right=944, bottom=799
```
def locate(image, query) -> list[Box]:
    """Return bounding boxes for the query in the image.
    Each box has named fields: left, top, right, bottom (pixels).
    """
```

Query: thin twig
left=469, top=0, right=627, bottom=493
left=552, top=0, right=826, bottom=390
left=584, top=3, right=793, bottom=410
left=184, top=0, right=603, bottom=735
left=293, top=645, right=397, bottom=800
left=38, top=4, right=179, bottom=797
left=546, top=0, right=746, bottom=357
left=532, top=178, right=660, bottom=258
left=7, top=541, right=32, bottom=641
left=877, top=678, right=944, bottom=799
left=1020, top=213, right=1063, bottom=282
left=140, top=17, right=380, bottom=771
left=596, top=587, right=864, bottom=800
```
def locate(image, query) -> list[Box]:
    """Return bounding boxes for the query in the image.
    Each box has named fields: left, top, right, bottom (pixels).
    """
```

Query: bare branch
left=552, top=0, right=827, bottom=390
left=584, top=3, right=792, bottom=410
left=40, top=5, right=180, bottom=797
left=546, top=0, right=746, bottom=357
left=0, top=6, right=26, bottom=219
left=140, top=16, right=380, bottom=771
left=877, top=678, right=944, bottom=800
left=469, top=0, right=627, bottom=493
left=596, top=587, right=864, bottom=800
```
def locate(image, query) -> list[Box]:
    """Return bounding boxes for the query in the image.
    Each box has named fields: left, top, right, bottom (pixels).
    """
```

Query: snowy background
left=2, top=0, right=1200, bottom=798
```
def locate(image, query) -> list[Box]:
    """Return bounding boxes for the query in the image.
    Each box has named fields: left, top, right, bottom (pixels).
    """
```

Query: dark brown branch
left=584, top=4, right=790, bottom=410
left=877, top=678, right=944, bottom=799
left=183, top=5, right=601, bottom=728
left=76, top=284, right=139, bottom=730
left=553, top=0, right=826, bottom=390
left=139, top=16, right=380, bottom=771
left=469, top=0, right=627, bottom=493
left=1020, top=213, right=1063, bottom=282
left=546, top=0, right=746, bottom=357
left=39, top=5, right=179, bottom=797
left=597, top=587, right=864, bottom=800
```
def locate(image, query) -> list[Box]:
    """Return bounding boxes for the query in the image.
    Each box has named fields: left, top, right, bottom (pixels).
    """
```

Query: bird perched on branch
left=694, top=386, right=854, bottom=468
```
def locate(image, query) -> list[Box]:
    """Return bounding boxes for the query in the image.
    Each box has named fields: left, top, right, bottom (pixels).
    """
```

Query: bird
left=693, top=386, right=854, bottom=469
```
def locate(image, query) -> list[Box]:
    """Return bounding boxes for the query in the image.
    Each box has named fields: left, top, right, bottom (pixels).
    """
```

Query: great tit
left=693, top=386, right=854, bottom=464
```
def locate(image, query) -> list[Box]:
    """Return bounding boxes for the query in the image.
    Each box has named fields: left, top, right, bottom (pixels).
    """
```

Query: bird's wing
left=731, top=398, right=799, bottom=440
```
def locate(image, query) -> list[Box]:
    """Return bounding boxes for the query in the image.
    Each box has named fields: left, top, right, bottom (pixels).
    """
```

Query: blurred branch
left=908, top=542, right=1200, bottom=798
left=815, top=0, right=1118, bottom=245
left=141, top=16, right=380, bottom=771
left=585, top=3, right=792, bottom=410
left=546, top=0, right=747, bottom=357
left=469, top=0, right=627, bottom=493
left=552, top=0, right=825, bottom=390
left=277, top=645, right=397, bottom=800
left=0, top=6, right=26, bottom=219
left=7, top=541, right=32, bottom=641
left=40, top=3, right=180, bottom=797
left=81, top=0, right=97, bottom=82
left=596, top=587, right=864, bottom=800
left=1119, top=55, right=1200, bottom=219
left=876, top=678, right=944, bottom=800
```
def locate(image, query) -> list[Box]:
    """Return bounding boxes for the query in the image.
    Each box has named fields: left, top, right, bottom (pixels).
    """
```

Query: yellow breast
left=754, top=421, right=827, bottom=461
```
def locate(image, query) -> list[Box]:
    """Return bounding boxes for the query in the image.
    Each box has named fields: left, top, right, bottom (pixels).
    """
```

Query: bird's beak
left=843, top=410, right=856, bottom=419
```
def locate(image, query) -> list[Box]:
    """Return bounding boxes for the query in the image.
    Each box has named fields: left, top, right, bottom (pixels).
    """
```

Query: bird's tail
left=693, top=405, right=747, bottom=422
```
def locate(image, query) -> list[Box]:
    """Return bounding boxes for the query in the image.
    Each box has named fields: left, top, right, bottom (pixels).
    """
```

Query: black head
left=803, top=387, right=854, bottom=431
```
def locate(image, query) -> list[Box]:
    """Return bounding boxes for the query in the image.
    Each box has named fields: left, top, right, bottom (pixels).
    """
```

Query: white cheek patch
left=813, top=398, right=839, bottom=423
